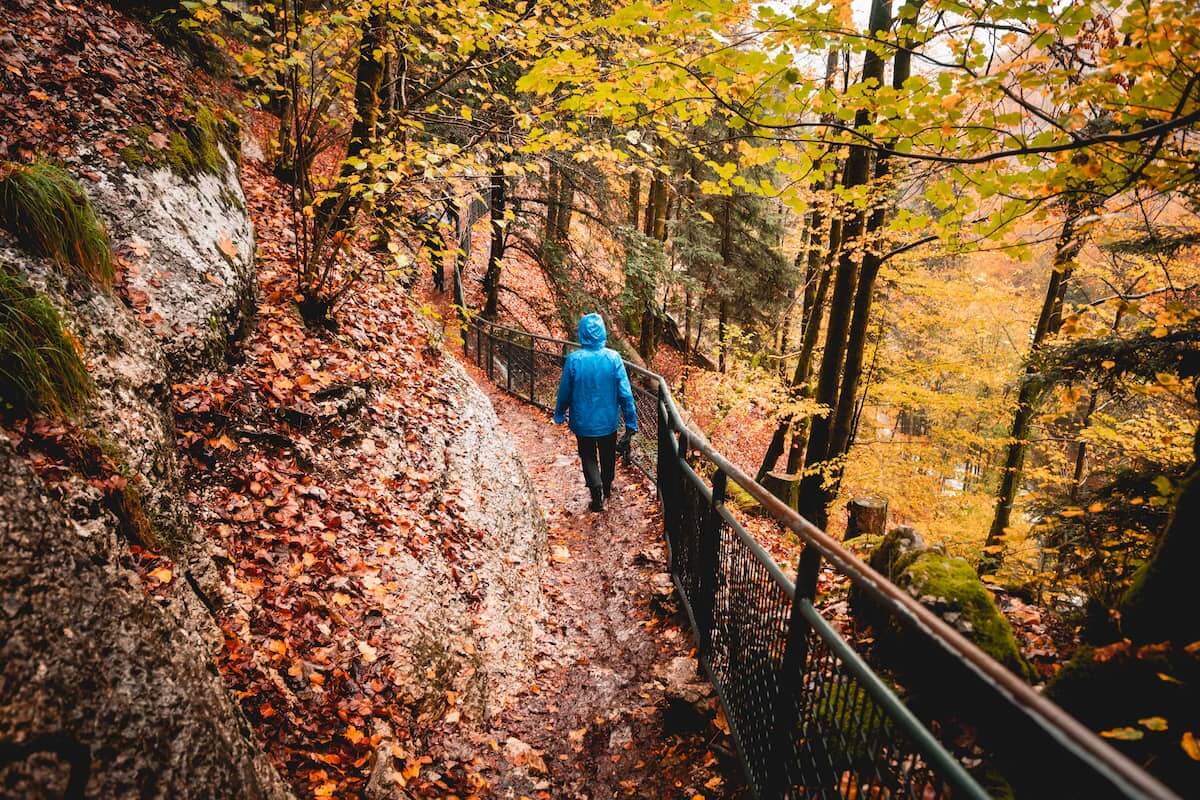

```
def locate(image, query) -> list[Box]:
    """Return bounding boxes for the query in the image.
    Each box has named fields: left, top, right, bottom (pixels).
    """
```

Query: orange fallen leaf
left=1183, top=732, right=1200, bottom=761
left=146, top=566, right=173, bottom=584
left=217, top=236, right=239, bottom=259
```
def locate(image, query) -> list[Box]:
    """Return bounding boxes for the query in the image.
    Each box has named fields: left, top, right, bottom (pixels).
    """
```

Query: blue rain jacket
left=553, top=314, right=638, bottom=437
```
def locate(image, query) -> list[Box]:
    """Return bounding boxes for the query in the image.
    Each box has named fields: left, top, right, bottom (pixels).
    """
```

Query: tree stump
left=762, top=471, right=800, bottom=510
left=845, top=496, right=888, bottom=540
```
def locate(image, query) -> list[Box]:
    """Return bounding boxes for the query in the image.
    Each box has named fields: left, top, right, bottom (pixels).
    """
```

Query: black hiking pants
left=575, top=432, right=617, bottom=491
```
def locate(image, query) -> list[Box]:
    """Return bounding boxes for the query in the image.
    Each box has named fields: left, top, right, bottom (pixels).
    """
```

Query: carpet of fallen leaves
left=0, top=0, right=224, bottom=163
left=174, top=156, right=503, bottom=798
left=443, top=370, right=748, bottom=799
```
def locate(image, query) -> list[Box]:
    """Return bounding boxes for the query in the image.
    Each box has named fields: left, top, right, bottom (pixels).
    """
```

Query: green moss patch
left=856, top=527, right=1036, bottom=682
left=0, top=161, right=114, bottom=286
left=0, top=266, right=91, bottom=417
left=810, top=680, right=893, bottom=766
left=901, top=552, right=1035, bottom=680
left=120, top=104, right=241, bottom=178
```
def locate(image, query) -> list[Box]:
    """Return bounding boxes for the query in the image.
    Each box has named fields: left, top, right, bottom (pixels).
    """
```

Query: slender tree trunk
left=649, top=174, right=668, bottom=241
left=827, top=2, right=920, bottom=465
left=778, top=284, right=798, bottom=379
left=317, top=9, right=386, bottom=235
left=717, top=196, right=733, bottom=373
left=683, top=290, right=692, bottom=359
left=628, top=172, right=641, bottom=227
left=755, top=49, right=842, bottom=483
left=643, top=173, right=660, bottom=236
left=556, top=170, right=574, bottom=241
left=796, top=0, right=891, bottom=529
left=545, top=161, right=560, bottom=242
left=980, top=207, right=1090, bottom=574
left=483, top=169, right=507, bottom=319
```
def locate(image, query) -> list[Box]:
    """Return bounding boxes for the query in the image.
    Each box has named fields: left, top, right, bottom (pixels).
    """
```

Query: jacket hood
left=578, top=313, right=607, bottom=350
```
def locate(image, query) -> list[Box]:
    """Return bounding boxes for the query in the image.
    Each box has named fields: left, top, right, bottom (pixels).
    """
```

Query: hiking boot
left=602, top=483, right=613, bottom=500
left=589, top=486, right=604, bottom=513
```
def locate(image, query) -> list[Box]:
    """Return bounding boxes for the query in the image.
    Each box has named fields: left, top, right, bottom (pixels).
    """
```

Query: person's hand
left=616, top=429, right=634, bottom=457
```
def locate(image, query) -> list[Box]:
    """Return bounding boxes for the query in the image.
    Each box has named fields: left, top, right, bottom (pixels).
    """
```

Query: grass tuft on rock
left=0, top=161, right=114, bottom=286
left=0, top=267, right=91, bottom=417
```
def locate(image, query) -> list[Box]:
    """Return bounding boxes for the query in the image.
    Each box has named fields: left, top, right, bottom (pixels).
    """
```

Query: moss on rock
left=120, top=103, right=240, bottom=178
left=810, top=680, right=894, bottom=766
left=900, top=551, right=1035, bottom=681
left=856, top=526, right=1036, bottom=682
left=724, top=478, right=762, bottom=515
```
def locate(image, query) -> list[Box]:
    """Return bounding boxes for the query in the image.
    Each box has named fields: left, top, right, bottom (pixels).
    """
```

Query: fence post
left=695, top=469, right=726, bottom=655
left=505, top=336, right=513, bottom=393
left=487, top=322, right=495, bottom=381
left=528, top=336, right=536, bottom=404
left=475, top=323, right=483, bottom=368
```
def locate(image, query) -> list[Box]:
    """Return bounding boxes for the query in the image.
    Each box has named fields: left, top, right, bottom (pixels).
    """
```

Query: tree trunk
left=643, top=173, right=660, bottom=237
left=545, top=161, right=560, bottom=243
left=483, top=169, right=507, bottom=319
left=827, top=3, right=920, bottom=466
left=795, top=0, right=891, bottom=529
left=980, top=208, right=1090, bottom=574
left=627, top=171, right=641, bottom=227
left=717, top=195, right=733, bottom=373
left=555, top=170, right=574, bottom=241
left=316, top=9, right=385, bottom=235
left=755, top=49, right=842, bottom=484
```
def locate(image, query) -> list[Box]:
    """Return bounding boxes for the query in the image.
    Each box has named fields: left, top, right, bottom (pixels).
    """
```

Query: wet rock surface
left=87, top=150, right=255, bottom=375
left=0, top=438, right=290, bottom=799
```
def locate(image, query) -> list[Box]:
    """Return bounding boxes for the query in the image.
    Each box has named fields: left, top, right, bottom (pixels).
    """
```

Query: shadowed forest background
left=0, top=0, right=1198, bottom=797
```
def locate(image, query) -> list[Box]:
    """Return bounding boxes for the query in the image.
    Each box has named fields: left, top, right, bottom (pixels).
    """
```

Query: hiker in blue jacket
left=553, top=313, right=638, bottom=512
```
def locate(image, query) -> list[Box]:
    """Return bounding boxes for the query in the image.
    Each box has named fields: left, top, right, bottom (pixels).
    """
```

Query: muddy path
left=458, top=375, right=747, bottom=799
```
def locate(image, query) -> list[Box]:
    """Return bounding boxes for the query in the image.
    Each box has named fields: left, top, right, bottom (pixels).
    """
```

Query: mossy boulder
left=1046, top=642, right=1200, bottom=795
left=724, top=477, right=763, bottom=515
left=855, top=527, right=1036, bottom=682
left=898, top=552, right=1035, bottom=681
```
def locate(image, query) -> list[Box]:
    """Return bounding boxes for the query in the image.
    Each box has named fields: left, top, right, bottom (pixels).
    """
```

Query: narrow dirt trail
left=413, top=257, right=746, bottom=797
left=461, top=372, right=746, bottom=799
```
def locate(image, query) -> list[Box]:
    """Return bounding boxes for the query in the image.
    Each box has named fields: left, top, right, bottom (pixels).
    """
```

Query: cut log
left=845, top=496, right=887, bottom=540
left=762, top=471, right=800, bottom=509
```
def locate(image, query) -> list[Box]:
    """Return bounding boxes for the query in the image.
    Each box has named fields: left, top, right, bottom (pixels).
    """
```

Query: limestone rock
left=0, top=438, right=290, bottom=799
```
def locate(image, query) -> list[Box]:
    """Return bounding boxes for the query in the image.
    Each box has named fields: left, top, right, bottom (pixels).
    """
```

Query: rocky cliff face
left=0, top=146, right=290, bottom=798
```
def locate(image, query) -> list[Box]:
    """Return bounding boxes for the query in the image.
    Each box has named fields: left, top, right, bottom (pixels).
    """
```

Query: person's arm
left=615, top=358, right=638, bottom=432
left=553, top=357, right=572, bottom=425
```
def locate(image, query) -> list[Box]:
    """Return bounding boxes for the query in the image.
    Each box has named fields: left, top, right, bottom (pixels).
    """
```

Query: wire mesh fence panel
left=777, top=603, right=960, bottom=799
left=531, top=339, right=566, bottom=411
left=705, top=511, right=795, bottom=795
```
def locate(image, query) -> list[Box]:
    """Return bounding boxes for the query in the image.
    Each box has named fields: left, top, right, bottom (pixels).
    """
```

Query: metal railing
left=454, top=279, right=1176, bottom=799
